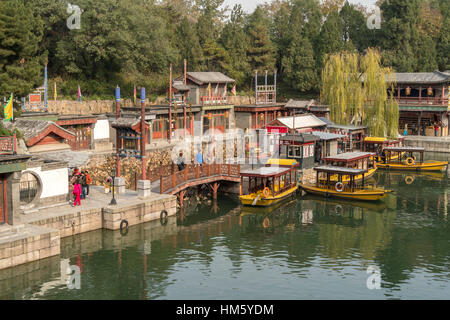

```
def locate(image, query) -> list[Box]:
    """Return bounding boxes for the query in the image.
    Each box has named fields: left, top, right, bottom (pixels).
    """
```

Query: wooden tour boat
left=376, top=146, right=448, bottom=172
left=363, top=136, right=405, bottom=163
left=301, top=166, right=392, bottom=201
left=239, top=159, right=299, bottom=207
left=321, top=151, right=377, bottom=183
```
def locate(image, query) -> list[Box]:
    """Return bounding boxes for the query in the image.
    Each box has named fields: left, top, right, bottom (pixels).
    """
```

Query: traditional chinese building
left=284, top=99, right=330, bottom=119
left=235, top=71, right=285, bottom=130
left=265, top=114, right=328, bottom=134
left=387, top=71, right=450, bottom=136
left=5, top=119, right=75, bottom=154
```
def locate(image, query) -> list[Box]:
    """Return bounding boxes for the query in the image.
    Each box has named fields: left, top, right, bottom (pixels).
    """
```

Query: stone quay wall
left=404, top=136, right=450, bottom=153
left=0, top=225, right=60, bottom=271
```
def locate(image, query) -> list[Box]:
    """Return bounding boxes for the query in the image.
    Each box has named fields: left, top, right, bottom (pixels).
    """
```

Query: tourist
left=421, top=122, right=426, bottom=136
left=85, top=170, right=92, bottom=196
left=80, top=171, right=87, bottom=199
left=73, top=179, right=82, bottom=206
left=177, top=152, right=185, bottom=171
left=434, top=122, right=439, bottom=137
left=196, top=149, right=203, bottom=167
left=403, top=124, right=408, bottom=136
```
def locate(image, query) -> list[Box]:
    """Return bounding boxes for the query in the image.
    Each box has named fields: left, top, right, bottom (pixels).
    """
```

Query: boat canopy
left=266, top=158, right=298, bottom=167
left=364, top=137, right=388, bottom=143
left=313, top=165, right=368, bottom=175
left=324, top=152, right=374, bottom=163
left=240, top=166, right=293, bottom=178
left=383, top=146, right=425, bottom=153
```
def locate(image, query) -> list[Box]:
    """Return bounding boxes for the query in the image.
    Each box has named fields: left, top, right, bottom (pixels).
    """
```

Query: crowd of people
left=69, top=168, right=92, bottom=206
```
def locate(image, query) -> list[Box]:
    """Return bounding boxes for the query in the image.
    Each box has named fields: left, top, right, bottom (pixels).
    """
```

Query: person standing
left=80, top=171, right=87, bottom=199
left=434, top=122, right=439, bottom=137
left=73, top=179, right=82, bottom=206
left=195, top=148, right=203, bottom=167
left=85, top=170, right=92, bottom=196
left=403, top=124, right=408, bottom=136
left=177, top=152, right=185, bottom=171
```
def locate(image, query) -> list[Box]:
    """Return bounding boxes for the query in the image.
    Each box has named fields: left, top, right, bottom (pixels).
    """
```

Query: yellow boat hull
left=377, top=160, right=448, bottom=172
left=240, top=185, right=298, bottom=207
left=301, top=185, right=390, bottom=201
left=320, top=168, right=377, bottom=184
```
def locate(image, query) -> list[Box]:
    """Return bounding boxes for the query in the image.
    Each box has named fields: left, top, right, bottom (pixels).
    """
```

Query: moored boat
left=321, top=151, right=377, bottom=183
left=301, top=166, right=392, bottom=201
left=239, top=159, right=299, bottom=207
left=376, top=146, right=448, bottom=172
left=363, top=136, right=405, bottom=162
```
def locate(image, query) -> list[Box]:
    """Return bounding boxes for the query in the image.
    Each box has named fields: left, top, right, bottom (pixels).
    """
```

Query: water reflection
left=0, top=168, right=449, bottom=299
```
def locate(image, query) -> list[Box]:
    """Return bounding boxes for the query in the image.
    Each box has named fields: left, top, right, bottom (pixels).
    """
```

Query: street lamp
left=109, top=168, right=117, bottom=205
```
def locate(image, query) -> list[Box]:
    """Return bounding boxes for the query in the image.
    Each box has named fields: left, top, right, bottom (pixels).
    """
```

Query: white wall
left=26, top=166, right=69, bottom=199
left=93, top=119, right=110, bottom=140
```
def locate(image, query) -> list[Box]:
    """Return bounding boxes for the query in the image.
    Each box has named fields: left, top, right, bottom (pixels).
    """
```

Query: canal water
left=1, top=155, right=449, bottom=300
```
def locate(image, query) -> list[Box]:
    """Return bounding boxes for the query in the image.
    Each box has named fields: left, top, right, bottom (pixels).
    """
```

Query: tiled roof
left=186, top=72, right=235, bottom=85
left=5, top=119, right=75, bottom=142
left=385, top=71, right=450, bottom=84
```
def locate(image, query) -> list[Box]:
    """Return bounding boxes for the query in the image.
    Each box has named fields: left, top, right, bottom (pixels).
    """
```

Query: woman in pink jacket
left=73, top=179, right=82, bottom=206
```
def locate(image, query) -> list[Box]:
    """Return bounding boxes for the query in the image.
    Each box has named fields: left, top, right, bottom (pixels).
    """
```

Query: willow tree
left=321, top=48, right=399, bottom=138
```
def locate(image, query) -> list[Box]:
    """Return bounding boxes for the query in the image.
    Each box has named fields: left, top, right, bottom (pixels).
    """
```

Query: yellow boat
left=363, top=136, right=405, bottom=163
left=321, top=151, right=378, bottom=183
left=377, top=146, right=448, bottom=172
left=239, top=159, right=299, bottom=207
left=302, top=166, right=392, bottom=201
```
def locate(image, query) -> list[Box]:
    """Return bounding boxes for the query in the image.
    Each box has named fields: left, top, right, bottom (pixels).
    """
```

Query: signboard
left=29, top=94, right=41, bottom=103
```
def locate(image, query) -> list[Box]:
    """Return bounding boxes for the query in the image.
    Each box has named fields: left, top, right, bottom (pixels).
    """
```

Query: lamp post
left=110, top=169, right=117, bottom=205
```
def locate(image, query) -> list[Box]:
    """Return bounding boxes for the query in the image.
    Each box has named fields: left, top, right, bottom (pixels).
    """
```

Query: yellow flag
left=207, top=83, right=211, bottom=97
left=54, top=82, right=57, bottom=101
left=4, top=93, right=13, bottom=121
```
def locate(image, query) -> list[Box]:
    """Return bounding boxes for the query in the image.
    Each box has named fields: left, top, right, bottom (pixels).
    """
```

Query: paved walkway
left=18, top=186, right=169, bottom=225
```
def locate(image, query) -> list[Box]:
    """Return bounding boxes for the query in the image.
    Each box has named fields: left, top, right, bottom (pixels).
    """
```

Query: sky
left=224, top=0, right=379, bottom=13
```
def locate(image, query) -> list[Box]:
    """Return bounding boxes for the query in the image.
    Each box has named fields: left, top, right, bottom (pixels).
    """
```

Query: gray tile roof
left=284, top=99, right=316, bottom=108
left=307, top=131, right=346, bottom=141
left=325, top=152, right=374, bottom=161
left=386, top=71, right=450, bottom=84
left=111, top=117, right=141, bottom=129
left=4, top=119, right=75, bottom=142
left=279, top=134, right=319, bottom=143
left=187, top=72, right=235, bottom=85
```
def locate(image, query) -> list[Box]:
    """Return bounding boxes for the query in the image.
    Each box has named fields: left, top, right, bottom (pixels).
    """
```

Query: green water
left=1, top=164, right=449, bottom=299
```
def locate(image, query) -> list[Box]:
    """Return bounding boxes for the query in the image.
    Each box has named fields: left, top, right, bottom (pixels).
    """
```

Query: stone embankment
left=404, top=136, right=450, bottom=153
left=0, top=186, right=176, bottom=271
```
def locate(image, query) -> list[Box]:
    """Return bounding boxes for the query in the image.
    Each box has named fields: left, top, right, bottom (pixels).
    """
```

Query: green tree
left=176, top=17, right=205, bottom=71
left=321, top=49, right=399, bottom=138
left=316, top=10, right=347, bottom=72
left=380, top=0, right=422, bottom=72
left=246, top=6, right=276, bottom=73
left=219, top=4, right=250, bottom=85
left=0, top=0, right=46, bottom=98
left=436, top=16, right=450, bottom=70
left=202, top=39, right=232, bottom=74
left=339, top=1, right=371, bottom=52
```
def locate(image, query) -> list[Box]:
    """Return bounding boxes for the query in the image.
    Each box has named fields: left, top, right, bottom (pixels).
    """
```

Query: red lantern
left=427, top=87, right=433, bottom=96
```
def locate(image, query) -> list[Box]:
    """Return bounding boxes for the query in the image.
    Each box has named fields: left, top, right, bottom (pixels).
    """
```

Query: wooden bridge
left=158, top=163, right=241, bottom=205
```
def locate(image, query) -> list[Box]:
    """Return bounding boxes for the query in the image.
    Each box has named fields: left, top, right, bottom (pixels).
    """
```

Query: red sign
left=29, top=94, right=41, bottom=103
left=266, top=126, right=288, bottom=134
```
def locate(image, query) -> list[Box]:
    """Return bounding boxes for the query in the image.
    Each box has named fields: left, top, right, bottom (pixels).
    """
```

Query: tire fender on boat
left=406, top=157, right=415, bottom=166
left=263, top=187, right=270, bottom=198
left=335, top=182, right=344, bottom=193
left=262, top=217, right=270, bottom=229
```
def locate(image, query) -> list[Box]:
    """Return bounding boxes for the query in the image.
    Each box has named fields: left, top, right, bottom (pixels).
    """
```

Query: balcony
left=201, top=95, right=229, bottom=106
left=395, top=96, right=448, bottom=106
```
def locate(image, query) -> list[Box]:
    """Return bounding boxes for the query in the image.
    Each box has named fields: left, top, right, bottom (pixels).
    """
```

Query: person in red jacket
left=72, top=179, right=82, bottom=206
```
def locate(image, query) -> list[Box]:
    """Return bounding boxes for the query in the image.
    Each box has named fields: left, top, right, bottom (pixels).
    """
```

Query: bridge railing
left=160, top=163, right=241, bottom=194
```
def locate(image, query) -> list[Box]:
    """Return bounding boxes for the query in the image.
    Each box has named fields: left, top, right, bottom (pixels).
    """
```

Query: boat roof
left=325, top=152, right=374, bottom=162
left=266, top=159, right=298, bottom=167
left=313, top=165, right=368, bottom=175
left=364, top=136, right=405, bottom=143
left=384, top=146, right=425, bottom=152
left=240, top=166, right=293, bottom=178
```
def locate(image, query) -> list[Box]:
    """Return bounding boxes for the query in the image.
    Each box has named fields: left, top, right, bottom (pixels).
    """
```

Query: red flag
left=77, top=85, right=82, bottom=102
left=231, top=84, right=236, bottom=96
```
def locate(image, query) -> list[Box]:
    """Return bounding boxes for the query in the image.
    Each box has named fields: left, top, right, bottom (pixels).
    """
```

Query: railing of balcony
left=201, top=95, right=228, bottom=105
left=395, top=97, right=448, bottom=106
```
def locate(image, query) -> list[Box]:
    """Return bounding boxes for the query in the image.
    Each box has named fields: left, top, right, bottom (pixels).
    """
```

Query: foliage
left=0, top=0, right=446, bottom=100
left=321, top=49, right=399, bottom=138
